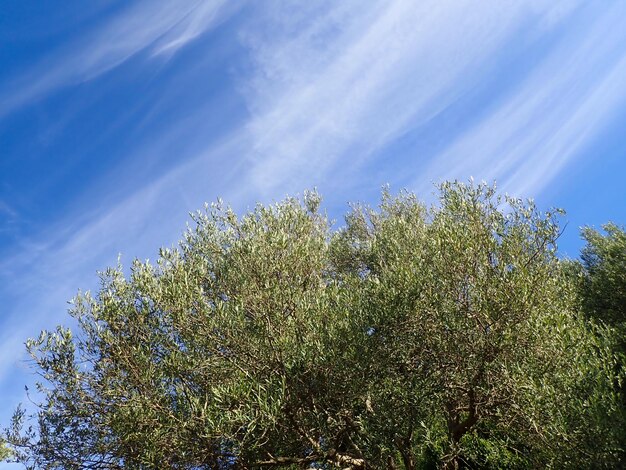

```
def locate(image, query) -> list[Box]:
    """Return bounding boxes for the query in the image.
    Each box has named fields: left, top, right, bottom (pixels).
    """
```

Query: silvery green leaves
left=3, top=183, right=623, bottom=469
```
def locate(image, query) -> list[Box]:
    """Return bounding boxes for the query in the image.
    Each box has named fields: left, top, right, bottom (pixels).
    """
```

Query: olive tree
left=3, top=182, right=622, bottom=469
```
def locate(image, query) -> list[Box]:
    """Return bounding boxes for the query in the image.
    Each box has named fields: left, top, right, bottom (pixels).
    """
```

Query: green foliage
left=333, top=183, right=623, bottom=468
left=574, top=222, right=626, bottom=461
left=2, top=182, right=623, bottom=469
left=579, top=223, right=626, bottom=328
left=0, top=439, right=11, bottom=461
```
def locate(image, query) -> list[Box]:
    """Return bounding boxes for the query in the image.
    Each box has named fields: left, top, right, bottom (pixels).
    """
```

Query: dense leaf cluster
left=3, top=182, right=625, bottom=469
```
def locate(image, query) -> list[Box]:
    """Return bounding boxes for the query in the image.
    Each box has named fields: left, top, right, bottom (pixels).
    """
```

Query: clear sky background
left=1, top=0, right=626, bottom=452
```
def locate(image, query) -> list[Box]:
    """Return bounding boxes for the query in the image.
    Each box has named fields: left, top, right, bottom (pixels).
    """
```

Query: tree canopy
left=575, top=222, right=626, bottom=459
left=579, top=223, right=626, bottom=329
left=3, top=182, right=624, bottom=469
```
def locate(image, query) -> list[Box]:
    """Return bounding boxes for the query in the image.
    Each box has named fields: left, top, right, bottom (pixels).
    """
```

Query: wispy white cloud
left=151, top=0, right=231, bottom=57
left=415, top=2, right=626, bottom=197
left=0, top=200, right=17, bottom=219
left=0, top=0, right=245, bottom=390
left=238, top=0, right=583, bottom=196
left=0, top=0, right=231, bottom=116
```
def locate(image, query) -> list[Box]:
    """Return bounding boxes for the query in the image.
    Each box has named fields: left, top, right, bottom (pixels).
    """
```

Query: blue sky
left=1, top=0, right=626, bottom=447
